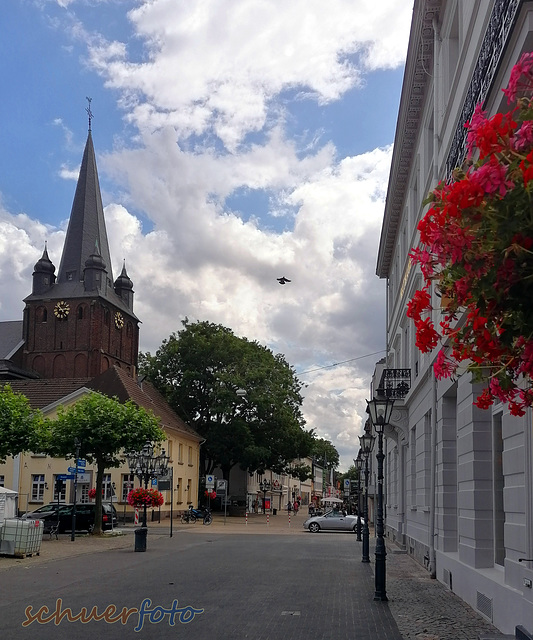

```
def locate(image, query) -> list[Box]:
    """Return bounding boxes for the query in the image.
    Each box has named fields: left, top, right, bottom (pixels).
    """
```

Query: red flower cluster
left=127, top=487, right=164, bottom=508
left=409, top=53, right=533, bottom=415
left=204, top=490, right=217, bottom=499
left=88, top=488, right=97, bottom=500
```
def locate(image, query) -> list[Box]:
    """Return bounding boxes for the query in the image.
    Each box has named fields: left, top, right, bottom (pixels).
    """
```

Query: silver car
left=303, top=510, right=363, bottom=533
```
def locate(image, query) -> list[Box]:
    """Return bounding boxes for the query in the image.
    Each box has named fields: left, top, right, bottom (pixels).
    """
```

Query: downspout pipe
left=429, top=14, right=441, bottom=580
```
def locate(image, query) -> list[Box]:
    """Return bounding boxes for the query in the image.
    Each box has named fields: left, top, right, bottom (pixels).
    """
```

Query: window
left=31, top=474, right=46, bottom=502
left=53, top=475, right=66, bottom=502
left=493, top=412, right=505, bottom=566
left=122, top=474, right=135, bottom=502
left=77, top=306, right=84, bottom=320
left=79, top=485, right=90, bottom=504
left=0, top=475, right=4, bottom=487
left=188, top=446, right=193, bottom=466
left=102, top=474, right=113, bottom=501
left=178, top=443, right=183, bottom=464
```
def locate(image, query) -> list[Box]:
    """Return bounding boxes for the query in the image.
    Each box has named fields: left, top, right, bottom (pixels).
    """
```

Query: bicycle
left=180, top=510, right=197, bottom=524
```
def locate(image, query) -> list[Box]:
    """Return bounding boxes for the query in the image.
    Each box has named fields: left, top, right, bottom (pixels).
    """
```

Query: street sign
left=151, top=478, right=158, bottom=486
left=77, top=459, right=86, bottom=467
left=67, top=466, right=85, bottom=473
left=216, top=479, right=227, bottom=490
left=57, top=474, right=75, bottom=480
left=344, top=479, right=350, bottom=489
left=206, top=475, right=215, bottom=487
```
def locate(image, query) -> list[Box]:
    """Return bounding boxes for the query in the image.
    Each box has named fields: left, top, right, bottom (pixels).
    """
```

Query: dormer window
left=66, top=271, right=75, bottom=281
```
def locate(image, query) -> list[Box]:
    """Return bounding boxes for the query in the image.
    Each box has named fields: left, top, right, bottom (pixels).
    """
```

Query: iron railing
left=377, top=369, right=411, bottom=399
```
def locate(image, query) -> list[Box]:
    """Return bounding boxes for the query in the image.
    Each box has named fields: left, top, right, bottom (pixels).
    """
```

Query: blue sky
left=0, top=0, right=412, bottom=470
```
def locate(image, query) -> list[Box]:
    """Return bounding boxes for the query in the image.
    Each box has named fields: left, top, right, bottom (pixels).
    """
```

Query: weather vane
left=86, top=96, right=93, bottom=131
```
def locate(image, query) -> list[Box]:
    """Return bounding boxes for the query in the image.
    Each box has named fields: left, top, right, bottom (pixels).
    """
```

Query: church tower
left=21, top=115, right=139, bottom=379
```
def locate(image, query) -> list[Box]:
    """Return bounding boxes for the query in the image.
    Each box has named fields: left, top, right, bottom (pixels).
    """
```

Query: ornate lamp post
left=359, top=429, right=375, bottom=564
left=367, top=396, right=394, bottom=601
left=354, top=452, right=363, bottom=541
left=126, top=441, right=169, bottom=552
left=259, top=479, right=271, bottom=514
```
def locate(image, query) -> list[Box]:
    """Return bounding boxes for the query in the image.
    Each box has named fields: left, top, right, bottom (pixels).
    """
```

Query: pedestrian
left=287, top=501, right=292, bottom=513
left=293, top=500, right=299, bottom=514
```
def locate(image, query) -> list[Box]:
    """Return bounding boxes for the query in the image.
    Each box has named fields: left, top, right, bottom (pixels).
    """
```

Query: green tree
left=140, top=320, right=313, bottom=486
left=0, top=384, right=46, bottom=463
left=312, top=437, right=340, bottom=471
left=49, top=392, right=165, bottom=534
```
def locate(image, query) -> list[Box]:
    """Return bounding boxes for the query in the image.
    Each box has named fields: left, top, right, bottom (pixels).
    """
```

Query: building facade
left=376, top=1, right=533, bottom=637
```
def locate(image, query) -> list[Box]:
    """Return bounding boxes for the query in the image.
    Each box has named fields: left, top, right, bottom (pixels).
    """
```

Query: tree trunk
left=93, top=461, right=105, bottom=535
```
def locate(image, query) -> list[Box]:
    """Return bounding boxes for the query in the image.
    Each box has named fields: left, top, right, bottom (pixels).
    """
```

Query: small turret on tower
left=32, top=244, right=56, bottom=295
left=114, top=261, right=134, bottom=310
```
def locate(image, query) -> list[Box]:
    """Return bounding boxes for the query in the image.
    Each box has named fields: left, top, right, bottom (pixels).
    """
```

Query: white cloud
left=87, top=0, right=411, bottom=148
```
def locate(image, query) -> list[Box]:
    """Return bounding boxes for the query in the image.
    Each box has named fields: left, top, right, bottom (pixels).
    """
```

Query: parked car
left=303, top=509, right=364, bottom=533
left=22, top=502, right=118, bottom=533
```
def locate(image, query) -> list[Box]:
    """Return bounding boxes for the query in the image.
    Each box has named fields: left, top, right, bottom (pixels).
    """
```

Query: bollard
left=134, top=508, right=139, bottom=526
left=245, top=511, right=248, bottom=526
left=267, top=514, right=270, bottom=527
left=288, top=513, right=291, bottom=528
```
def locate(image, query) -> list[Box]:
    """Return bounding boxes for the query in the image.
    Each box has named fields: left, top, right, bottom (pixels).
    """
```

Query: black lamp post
left=367, top=396, right=394, bottom=600
left=126, top=441, right=169, bottom=552
left=359, top=429, right=375, bottom=564
left=354, top=453, right=363, bottom=541
left=259, top=479, right=271, bottom=514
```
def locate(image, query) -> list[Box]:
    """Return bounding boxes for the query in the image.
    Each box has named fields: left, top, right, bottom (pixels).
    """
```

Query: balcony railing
left=377, top=369, right=411, bottom=399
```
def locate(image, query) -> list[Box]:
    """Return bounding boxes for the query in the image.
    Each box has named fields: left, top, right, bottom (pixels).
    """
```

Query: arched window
left=77, top=306, right=84, bottom=320
left=104, top=308, right=110, bottom=325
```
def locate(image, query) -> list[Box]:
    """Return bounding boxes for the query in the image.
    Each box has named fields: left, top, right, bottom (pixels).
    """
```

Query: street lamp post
left=359, top=429, right=375, bottom=564
left=354, top=453, right=363, bottom=542
left=259, top=479, right=271, bottom=514
left=126, top=441, right=169, bottom=552
left=367, top=396, right=394, bottom=601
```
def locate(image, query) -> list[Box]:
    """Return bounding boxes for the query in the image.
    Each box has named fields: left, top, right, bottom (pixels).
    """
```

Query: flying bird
left=277, top=277, right=291, bottom=285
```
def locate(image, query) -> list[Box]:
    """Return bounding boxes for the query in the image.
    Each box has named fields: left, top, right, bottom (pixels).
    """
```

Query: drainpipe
left=429, top=14, right=441, bottom=580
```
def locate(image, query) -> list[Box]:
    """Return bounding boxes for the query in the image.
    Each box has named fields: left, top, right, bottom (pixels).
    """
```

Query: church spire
left=56, top=119, right=113, bottom=287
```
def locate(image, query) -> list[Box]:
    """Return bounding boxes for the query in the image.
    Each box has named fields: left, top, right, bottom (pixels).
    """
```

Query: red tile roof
left=87, top=366, right=201, bottom=441
left=5, top=378, right=91, bottom=409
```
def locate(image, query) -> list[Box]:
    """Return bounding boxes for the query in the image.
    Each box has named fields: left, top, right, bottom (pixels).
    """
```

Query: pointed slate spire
left=56, top=130, right=113, bottom=286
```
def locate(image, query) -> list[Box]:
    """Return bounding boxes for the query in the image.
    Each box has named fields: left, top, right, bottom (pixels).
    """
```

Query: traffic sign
left=57, top=474, right=75, bottom=480
left=344, top=479, right=351, bottom=489
left=206, top=475, right=215, bottom=487
left=77, top=459, right=86, bottom=467
left=216, top=479, right=227, bottom=491
left=67, top=467, right=77, bottom=473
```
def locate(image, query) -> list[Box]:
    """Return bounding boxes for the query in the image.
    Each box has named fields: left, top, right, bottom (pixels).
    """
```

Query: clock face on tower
left=114, top=311, right=124, bottom=329
left=54, top=301, right=70, bottom=319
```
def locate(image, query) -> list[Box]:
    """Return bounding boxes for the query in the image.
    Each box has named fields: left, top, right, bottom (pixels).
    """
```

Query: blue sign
left=77, top=459, right=86, bottom=468
left=57, top=474, right=75, bottom=481
left=67, top=467, right=80, bottom=473
left=151, top=478, right=158, bottom=486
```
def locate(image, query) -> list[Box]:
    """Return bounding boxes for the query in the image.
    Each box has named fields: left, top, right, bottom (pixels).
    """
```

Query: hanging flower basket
left=409, top=52, right=533, bottom=416
left=127, top=487, right=164, bottom=508
left=88, top=488, right=96, bottom=500
left=204, top=490, right=217, bottom=500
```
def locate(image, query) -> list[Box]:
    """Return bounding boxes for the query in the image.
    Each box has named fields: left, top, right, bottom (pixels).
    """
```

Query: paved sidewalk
left=0, top=512, right=508, bottom=639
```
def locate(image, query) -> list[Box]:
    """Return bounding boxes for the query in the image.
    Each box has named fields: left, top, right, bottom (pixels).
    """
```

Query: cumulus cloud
left=87, top=0, right=411, bottom=149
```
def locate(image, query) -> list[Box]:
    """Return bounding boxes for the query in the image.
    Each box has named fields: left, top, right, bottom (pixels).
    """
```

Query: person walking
left=293, top=500, right=299, bottom=515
